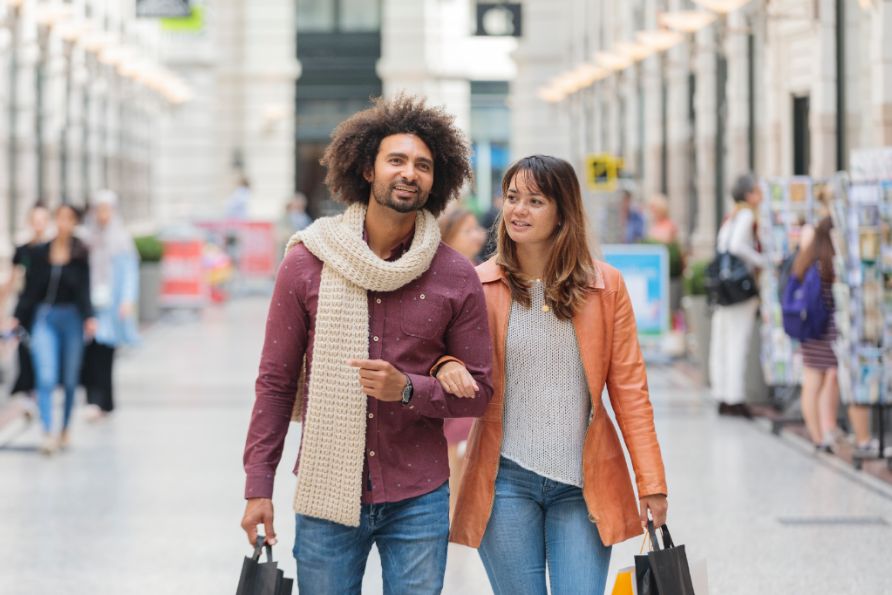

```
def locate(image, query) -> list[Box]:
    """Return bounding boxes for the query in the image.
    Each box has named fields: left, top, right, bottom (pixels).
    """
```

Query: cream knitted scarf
left=285, top=202, right=441, bottom=526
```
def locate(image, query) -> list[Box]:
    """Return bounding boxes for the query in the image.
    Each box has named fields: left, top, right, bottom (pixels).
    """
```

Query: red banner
left=195, top=220, right=277, bottom=279
left=160, top=240, right=208, bottom=307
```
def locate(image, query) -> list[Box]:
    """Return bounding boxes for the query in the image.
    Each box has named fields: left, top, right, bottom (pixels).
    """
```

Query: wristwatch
left=400, top=374, right=414, bottom=406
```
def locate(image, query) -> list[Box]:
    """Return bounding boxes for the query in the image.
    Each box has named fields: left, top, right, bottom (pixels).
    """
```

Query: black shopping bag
left=236, top=535, right=294, bottom=595
left=635, top=521, right=695, bottom=595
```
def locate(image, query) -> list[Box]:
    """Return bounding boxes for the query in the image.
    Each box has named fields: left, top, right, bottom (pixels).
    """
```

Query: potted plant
left=681, top=259, right=711, bottom=377
left=135, top=234, right=163, bottom=323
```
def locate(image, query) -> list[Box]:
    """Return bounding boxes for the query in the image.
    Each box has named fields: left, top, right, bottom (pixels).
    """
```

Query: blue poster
left=601, top=245, right=669, bottom=337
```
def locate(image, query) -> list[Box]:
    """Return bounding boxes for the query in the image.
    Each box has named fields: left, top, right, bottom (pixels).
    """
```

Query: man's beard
left=371, top=179, right=429, bottom=213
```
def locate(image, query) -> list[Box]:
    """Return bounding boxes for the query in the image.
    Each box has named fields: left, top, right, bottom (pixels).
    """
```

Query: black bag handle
left=252, top=534, right=273, bottom=563
left=646, top=520, right=675, bottom=551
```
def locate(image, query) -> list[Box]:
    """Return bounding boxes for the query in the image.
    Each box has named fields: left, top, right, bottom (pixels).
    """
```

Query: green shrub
left=134, top=235, right=164, bottom=263
left=683, top=259, right=710, bottom=296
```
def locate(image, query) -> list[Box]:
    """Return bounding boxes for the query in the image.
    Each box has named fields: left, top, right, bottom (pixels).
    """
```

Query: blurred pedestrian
left=277, top=193, right=313, bottom=255
left=13, top=204, right=96, bottom=454
left=437, top=206, right=486, bottom=517
left=620, top=189, right=645, bottom=243
left=709, top=173, right=766, bottom=418
left=479, top=194, right=503, bottom=260
left=646, top=193, right=678, bottom=244
left=81, top=190, right=140, bottom=421
left=225, top=175, right=252, bottom=220
left=240, top=95, right=493, bottom=594
left=443, top=155, right=668, bottom=595
left=2, top=203, right=51, bottom=411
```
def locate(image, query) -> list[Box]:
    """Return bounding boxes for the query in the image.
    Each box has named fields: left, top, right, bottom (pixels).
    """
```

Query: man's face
left=366, top=134, right=434, bottom=213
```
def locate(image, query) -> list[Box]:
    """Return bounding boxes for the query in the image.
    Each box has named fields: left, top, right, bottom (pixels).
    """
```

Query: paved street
left=1, top=295, right=891, bottom=594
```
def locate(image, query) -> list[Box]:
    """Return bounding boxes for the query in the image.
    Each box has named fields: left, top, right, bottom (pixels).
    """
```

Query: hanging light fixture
left=615, top=41, right=655, bottom=63
left=636, top=29, right=685, bottom=52
left=595, top=50, right=632, bottom=72
left=692, top=0, right=752, bottom=14
left=659, top=10, right=717, bottom=34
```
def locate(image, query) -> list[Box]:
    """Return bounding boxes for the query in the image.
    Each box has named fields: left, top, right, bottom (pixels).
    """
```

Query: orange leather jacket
left=449, top=258, right=668, bottom=548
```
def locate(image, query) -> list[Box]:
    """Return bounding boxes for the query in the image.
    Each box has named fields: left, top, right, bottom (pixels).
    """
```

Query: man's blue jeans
left=479, top=457, right=612, bottom=595
left=30, top=304, right=85, bottom=433
left=294, top=482, right=449, bottom=595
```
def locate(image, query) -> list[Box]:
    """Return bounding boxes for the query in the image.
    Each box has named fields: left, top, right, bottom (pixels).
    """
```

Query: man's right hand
left=241, top=498, right=276, bottom=546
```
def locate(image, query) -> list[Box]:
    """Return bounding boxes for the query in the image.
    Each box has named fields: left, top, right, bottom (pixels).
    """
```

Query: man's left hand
left=639, top=494, right=668, bottom=528
left=348, top=359, right=407, bottom=402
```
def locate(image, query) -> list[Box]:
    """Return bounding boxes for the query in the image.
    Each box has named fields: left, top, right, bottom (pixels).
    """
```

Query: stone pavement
left=0, top=296, right=890, bottom=594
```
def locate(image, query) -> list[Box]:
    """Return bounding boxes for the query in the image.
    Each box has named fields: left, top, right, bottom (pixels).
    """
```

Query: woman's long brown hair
left=496, top=155, right=596, bottom=320
left=792, top=216, right=834, bottom=283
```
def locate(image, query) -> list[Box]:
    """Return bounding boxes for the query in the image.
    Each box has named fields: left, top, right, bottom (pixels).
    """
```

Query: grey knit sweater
left=501, top=281, right=592, bottom=487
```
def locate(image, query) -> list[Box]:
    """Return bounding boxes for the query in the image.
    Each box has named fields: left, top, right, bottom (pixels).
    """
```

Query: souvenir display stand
left=758, top=177, right=819, bottom=432
left=829, top=173, right=892, bottom=470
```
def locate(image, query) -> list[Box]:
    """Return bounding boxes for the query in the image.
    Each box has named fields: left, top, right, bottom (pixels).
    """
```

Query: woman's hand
left=84, top=317, right=98, bottom=339
left=436, top=361, right=478, bottom=398
left=119, top=302, right=134, bottom=320
left=639, top=494, right=668, bottom=529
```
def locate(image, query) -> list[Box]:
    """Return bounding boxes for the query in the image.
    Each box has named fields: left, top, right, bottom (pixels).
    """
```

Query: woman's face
left=56, top=207, right=77, bottom=236
left=745, top=186, right=763, bottom=208
left=502, top=171, right=560, bottom=248
left=449, top=214, right=486, bottom=261
left=29, top=208, right=50, bottom=238
left=96, top=203, right=113, bottom=227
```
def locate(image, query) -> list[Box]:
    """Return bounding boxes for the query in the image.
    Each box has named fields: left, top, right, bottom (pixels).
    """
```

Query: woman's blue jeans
left=479, top=457, right=612, bottom=595
left=30, top=304, right=85, bottom=433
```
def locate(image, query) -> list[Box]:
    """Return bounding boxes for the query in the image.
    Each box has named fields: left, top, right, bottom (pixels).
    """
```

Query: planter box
left=138, top=262, right=162, bottom=324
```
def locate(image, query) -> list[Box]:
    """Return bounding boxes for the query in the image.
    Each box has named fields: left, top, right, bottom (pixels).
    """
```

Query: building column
left=692, top=25, right=719, bottom=257
left=871, top=0, right=892, bottom=145
left=810, top=0, right=839, bottom=176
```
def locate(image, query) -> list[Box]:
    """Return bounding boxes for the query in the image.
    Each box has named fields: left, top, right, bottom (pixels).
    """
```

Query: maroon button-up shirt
left=244, top=230, right=493, bottom=505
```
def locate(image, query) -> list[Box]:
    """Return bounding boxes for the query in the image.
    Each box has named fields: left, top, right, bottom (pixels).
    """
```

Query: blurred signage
left=160, top=239, right=208, bottom=308
left=476, top=3, right=522, bottom=37
left=137, top=0, right=191, bottom=18
left=195, top=220, right=278, bottom=279
left=585, top=153, right=623, bottom=191
left=601, top=245, right=670, bottom=338
left=161, top=6, right=204, bottom=32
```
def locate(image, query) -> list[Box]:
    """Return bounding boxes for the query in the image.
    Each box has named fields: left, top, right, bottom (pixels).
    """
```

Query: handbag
left=635, top=521, right=696, bottom=595
left=235, top=535, right=294, bottom=595
left=705, top=252, right=758, bottom=305
left=705, top=213, right=758, bottom=306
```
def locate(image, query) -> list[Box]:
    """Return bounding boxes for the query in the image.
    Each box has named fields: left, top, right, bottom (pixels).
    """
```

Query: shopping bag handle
left=252, top=534, right=273, bottom=563
left=646, top=520, right=675, bottom=551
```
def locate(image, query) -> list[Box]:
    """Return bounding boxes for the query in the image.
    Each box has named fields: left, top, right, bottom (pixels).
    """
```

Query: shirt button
left=373, top=336, right=379, bottom=342
left=369, top=451, right=376, bottom=457
left=420, top=294, right=426, bottom=300
left=368, top=413, right=374, bottom=419
left=376, top=298, right=382, bottom=304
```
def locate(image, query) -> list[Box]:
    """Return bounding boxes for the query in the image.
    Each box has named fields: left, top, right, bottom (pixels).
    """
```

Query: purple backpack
left=781, top=264, right=830, bottom=341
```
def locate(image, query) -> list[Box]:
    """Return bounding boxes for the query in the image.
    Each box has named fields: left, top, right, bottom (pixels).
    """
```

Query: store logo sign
left=137, top=0, right=191, bottom=18
left=476, top=3, right=522, bottom=37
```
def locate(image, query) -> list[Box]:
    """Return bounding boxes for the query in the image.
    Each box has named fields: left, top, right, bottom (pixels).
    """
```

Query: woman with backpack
left=791, top=217, right=865, bottom=452
left=709, top=173, right=768, bottom=418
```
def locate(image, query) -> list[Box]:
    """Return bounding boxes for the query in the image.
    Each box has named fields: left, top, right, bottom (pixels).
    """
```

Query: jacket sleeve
left=604, top=273, right=668, bottom=498
left=78, top=256, right=95, bottom=320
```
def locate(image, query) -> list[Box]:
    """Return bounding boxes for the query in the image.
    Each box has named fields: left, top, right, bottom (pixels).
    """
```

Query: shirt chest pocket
left=399, top=288, right=450, bottom=340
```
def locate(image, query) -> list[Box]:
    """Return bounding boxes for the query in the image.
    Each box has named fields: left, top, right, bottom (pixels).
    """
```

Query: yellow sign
left=585, top=154, right=623, bottom=191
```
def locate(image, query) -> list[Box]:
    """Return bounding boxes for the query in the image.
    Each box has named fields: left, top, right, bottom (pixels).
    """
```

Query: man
left=241, top=95, right=493, bottom=594
left=620, top=189, right=645, bottom=243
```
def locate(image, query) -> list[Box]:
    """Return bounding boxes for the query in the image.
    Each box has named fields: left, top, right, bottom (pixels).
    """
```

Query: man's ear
left=363, top=167, right=373, bottom=183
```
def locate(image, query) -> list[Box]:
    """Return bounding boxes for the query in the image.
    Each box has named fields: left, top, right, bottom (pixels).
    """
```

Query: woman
left=3, top=204, right=51, bottom=404
left=438, top=206, right=486, bottom=516
left=709, top=173, right=767, bottom=418
left=646, top=193, right=678, bottom=244
left=435, top=155, right=668, bottom=594
left=791, top=217, right=842, bottom=451
left=82, top=190, right=139, bottom=420
left=14, top=204, right=96, bottom=454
